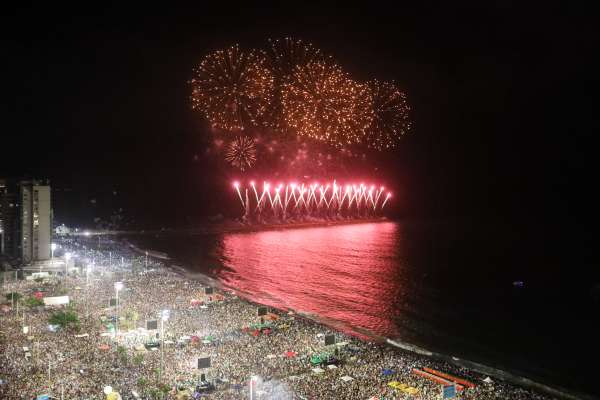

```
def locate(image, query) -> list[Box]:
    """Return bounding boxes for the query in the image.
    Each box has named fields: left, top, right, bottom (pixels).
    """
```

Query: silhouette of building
left=0, top=178, right=53, bottom=263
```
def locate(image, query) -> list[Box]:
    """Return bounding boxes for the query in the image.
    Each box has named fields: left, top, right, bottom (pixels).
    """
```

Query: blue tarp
left=382, top=368, right=394, bottom=375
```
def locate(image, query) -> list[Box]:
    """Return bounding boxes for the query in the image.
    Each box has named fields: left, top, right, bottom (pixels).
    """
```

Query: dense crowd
left=0, top=237, right=559, bottom=399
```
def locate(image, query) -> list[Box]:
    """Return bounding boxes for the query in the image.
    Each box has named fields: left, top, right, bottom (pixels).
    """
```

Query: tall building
left=0, top=179, right=53, bottom=263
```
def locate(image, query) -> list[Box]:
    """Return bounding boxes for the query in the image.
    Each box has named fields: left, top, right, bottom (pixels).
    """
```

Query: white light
left=84, top=231, right=91, bottom=237
left=114, top=282, right=124, bottom=291
left=65, top=252, right=72, bottom=261
left=161, top=309, right=170, bottom=321
left=51, top=243, right=57, bottom=251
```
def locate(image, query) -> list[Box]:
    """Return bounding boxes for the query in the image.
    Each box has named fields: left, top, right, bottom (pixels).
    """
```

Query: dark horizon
left=1, top=3, right=597, bottom=233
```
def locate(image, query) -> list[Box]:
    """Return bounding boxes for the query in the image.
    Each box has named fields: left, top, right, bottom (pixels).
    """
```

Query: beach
left=0, top=235, right=580, bottom=399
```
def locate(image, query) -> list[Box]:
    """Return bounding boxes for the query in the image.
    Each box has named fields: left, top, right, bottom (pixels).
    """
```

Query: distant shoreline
left=71, top=217, right=391, bottom=236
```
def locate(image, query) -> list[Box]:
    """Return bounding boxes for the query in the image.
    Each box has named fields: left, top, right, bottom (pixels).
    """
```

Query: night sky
left=2, top=3, right=597, bottom=233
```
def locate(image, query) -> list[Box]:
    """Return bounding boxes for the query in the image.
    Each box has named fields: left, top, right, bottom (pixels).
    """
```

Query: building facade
left=0, top=179, right=52, bottom=263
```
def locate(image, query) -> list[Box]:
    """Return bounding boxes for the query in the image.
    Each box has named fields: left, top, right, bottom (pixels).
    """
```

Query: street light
left=49, top=243, right=57, bottom=273
left=250, top=375, right=257, bottom=400
left=86, top=262, right=93, bottom=286
left=85, top=262, right=93, bottom=318
left=114, top=282, right=124, bottom=336
left=159, top=309, right=170, bottom=381
left=64, top=252, right=71, bottom=279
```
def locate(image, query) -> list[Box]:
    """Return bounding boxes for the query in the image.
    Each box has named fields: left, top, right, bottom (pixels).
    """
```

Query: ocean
left=128, top=220, right=599, bottom=397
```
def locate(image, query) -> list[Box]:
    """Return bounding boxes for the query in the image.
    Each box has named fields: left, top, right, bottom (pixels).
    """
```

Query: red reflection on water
left=218, top=222, right=402, bottom=338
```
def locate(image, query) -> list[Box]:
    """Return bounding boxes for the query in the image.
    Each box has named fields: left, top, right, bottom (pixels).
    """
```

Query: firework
left=233, top=180, right=391, bottom=221
left=190, top=45, right=274, bottom=131
left=281, top=59, right=373, bottom=146
left=265, top=38, right=324, bottom=133
left=225, top=136, right=257, bottom=171
left=366, top=80, right=411, bottom=150
left=267, top=37, right=323, bottom=80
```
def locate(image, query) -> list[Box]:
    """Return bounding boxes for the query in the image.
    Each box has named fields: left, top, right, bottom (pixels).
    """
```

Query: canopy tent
left=250, top=322, right=272, bottom=331
left=310, top=352, right=333, bottom=366
left=388, top=381, right=419, bottom=395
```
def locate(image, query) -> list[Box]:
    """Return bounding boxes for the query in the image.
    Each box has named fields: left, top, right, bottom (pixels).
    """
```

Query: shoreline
left=72, top=217, right=392, bottom=237
left=126, top=240, right=595, bottom=400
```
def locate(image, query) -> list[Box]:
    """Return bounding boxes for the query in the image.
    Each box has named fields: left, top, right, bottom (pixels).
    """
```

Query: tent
left=483, top=377, right=493, bottom=384
left=250, top=322, right=272, bottom=331
left=310, top=355, right=323, bottom=365
left=284, top=351, right=297, bottom=358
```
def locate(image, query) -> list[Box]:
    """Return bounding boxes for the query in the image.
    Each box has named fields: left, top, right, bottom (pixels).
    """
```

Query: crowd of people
left=0, top=236, right=560, bottom=399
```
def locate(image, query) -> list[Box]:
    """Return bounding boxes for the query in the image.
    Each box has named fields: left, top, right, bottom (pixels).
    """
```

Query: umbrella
left=382, top=368, right=394, bottom=376
left=284, top=351, right=297, bottom=358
